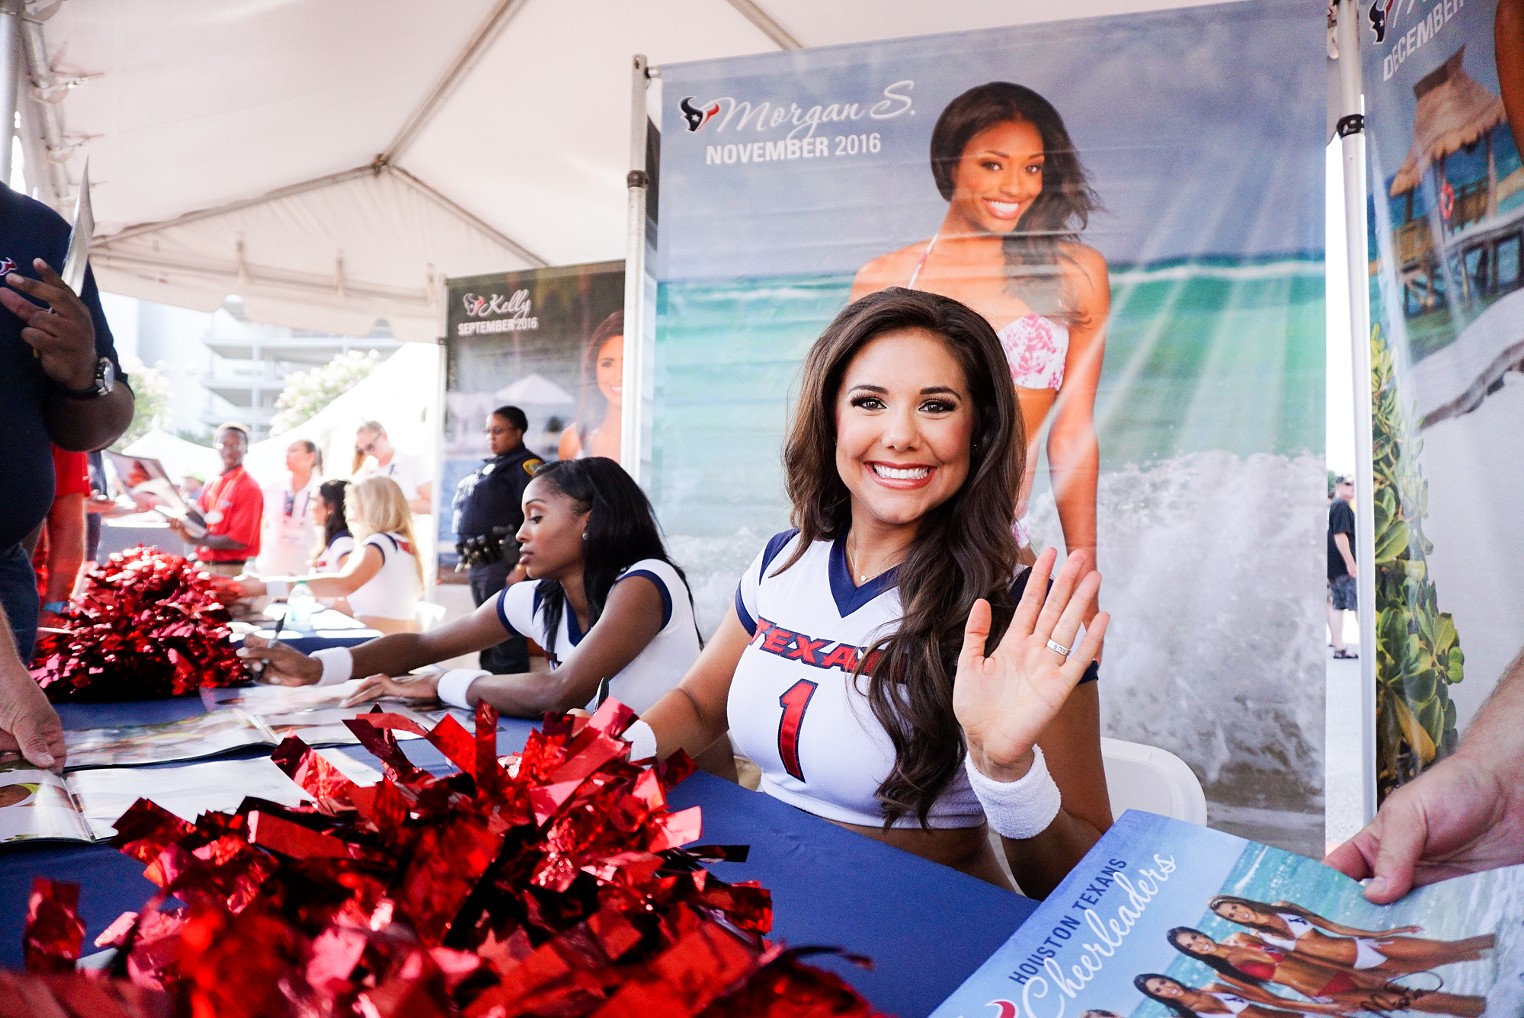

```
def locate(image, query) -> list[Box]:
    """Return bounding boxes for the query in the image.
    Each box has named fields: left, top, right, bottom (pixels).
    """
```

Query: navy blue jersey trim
left=759, top=528, right=800, bottom=576
left=495, top=587, right=520, bottom=637
left=617, top=568, right=673, bottom=629
left=734, top=585, right=757, bottom=636
left=828, top=533, right=899, bottom=617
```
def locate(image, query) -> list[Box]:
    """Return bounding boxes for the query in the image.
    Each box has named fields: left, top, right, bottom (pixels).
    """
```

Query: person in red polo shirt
left=171, top=422, right=262, bottom=575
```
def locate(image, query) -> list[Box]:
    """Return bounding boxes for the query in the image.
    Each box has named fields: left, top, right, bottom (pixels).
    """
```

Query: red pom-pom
left=29, top=546, right=245, bottom=700
left=18, top=708, right=885, bottom=1015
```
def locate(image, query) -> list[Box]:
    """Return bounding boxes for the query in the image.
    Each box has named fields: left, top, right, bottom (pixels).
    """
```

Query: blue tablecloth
left=0, top=700, right=1034, bottom=1016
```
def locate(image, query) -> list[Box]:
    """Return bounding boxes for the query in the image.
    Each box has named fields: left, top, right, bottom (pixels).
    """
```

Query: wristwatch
left=58, top=356, right=115, bottom=399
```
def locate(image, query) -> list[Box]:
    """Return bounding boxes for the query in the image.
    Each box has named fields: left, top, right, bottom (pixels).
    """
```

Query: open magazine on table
left=0, top=751, right=381, bottom=845
left=62, top=701, right=433, bottom=771
left=202, top=676, right=462, bottom=727
left=104, top=451, right=206, bottom=538
left=932, top=811, right=1523, bottom=1018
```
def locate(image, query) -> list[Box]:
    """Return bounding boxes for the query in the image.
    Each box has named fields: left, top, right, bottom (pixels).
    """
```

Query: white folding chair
left=1101, top=737, right=1208, bottom=825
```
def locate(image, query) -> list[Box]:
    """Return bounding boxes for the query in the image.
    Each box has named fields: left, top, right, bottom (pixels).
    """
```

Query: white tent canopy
left=8, top=0, right=1233, bottom=340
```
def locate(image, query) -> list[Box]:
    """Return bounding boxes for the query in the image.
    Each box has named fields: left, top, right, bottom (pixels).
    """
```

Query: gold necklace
left=846, top=542, right=883, bottom=584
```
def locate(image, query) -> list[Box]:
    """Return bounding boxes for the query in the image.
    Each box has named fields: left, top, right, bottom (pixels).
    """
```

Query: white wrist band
left=437, top=669, right=489, bottom=710
left=623, top=720, right=657, bottom=762
left=265, top=578, right=290, bottom=600
left=312, top=647, right=354, bottom=687
left=964, top=744, right=1063, bottom=840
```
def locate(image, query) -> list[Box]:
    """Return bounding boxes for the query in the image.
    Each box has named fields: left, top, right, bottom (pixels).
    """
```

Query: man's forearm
left=196, top=534, right=250, bottom=553
left=1457, top=648, right=1524, bottom=782
left=43, top=384, right=135, bottom=452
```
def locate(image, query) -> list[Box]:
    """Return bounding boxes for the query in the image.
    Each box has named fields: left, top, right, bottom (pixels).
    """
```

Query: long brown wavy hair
left=780, top=286, right=1025, bottom=827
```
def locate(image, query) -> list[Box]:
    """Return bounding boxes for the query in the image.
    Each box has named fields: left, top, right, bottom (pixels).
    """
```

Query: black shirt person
left=452, top=405, right=542, bottom=672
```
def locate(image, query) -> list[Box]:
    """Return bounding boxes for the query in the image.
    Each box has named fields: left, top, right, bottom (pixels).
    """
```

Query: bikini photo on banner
left=652, top=0, right=1329, bottom=853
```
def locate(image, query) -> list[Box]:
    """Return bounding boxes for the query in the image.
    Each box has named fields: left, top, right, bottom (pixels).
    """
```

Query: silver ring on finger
left=1045, top=638, right=1071, bottom=657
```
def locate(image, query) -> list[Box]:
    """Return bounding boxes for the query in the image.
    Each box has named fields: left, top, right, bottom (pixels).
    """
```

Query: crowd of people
left=3, top=65, right=1523, bottom=931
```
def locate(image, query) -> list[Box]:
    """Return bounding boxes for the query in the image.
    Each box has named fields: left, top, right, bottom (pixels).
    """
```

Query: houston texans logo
left=679, top=96, right=721, bottom=133
left=1368, top=0, right=1391, bottom=42
left=0, top=257, right=15, bottom=276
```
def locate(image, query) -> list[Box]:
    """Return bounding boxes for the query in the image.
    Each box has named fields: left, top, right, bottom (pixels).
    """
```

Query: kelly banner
left=1361, top=0, right=1524, bottom=797
left=653, top=1, right=1327, bottom=851
left=441, top=261, right=624, bottom=573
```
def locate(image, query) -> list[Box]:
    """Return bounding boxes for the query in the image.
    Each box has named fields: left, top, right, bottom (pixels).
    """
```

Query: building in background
left=111, top=296, right=400, bottom=441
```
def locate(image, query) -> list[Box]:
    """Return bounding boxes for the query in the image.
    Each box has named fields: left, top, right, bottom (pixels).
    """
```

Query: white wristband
left=964, top=744, right=1063, bottom=840
left=311, top=647, right=354, bottom=687
left=623, top=720, right=657, bottom=762
left=265, top=578, right=290, bottom=600
left=437, top=669, right=489, bottom=710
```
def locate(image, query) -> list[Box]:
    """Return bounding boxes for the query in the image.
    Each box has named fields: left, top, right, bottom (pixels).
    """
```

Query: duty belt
left=456, top=527, right=514, bottom=570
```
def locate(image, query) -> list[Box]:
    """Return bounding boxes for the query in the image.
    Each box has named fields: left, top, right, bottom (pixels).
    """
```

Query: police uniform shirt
left=452, top=444, right=542, bottom=546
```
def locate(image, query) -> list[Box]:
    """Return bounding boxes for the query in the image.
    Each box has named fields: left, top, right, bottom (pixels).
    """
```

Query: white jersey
left=356, top=452, right=426, bottom=507
left=256, top=476, right=319, bottom=576
left=728, top=530, right=1095, bottom=830
left=728, top=530, right=983, bottom=829
left=345, top=532, right=420, bottom=621
left=495, top=558, right=698, bottom=713
left=315, top=532, right=354, bottom=573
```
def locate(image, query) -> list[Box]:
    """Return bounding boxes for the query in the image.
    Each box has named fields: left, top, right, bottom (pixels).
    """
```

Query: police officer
left=452, top=405, right=542, bottom=673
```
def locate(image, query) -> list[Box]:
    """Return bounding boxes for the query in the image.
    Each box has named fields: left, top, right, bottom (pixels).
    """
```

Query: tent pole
left=621, top=54, right=652, bottom=483
left=0, top=1, right=18, bottom=186
left=1335, top=0, right=1378, bottom=825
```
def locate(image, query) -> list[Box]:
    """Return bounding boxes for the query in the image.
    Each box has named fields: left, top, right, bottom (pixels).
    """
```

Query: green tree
left=112, top=358, right=170, bottom=449
left=1370, top=324, right=1464, bottom=800
left=270, top=350, right=381, bottom=435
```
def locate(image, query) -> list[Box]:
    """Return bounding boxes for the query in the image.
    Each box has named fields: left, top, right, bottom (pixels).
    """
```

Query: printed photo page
left=0, top=751, right=381, bottom=845
left=932, top=812, right=1524, bottom=1018
left=63, top=703, right=431, bottom=770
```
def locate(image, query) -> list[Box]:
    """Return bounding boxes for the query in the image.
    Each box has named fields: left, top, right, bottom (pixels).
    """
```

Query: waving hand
left=954, top=547, right=1108, bottom=780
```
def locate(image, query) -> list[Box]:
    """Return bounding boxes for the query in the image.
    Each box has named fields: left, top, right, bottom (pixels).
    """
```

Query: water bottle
left=286, top=581, right=316, bottom=630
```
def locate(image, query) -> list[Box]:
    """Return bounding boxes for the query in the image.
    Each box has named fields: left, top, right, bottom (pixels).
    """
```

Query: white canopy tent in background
left=3, top=0, right=1242, bottom=342
left=120, top=427, right=220, bottom=482
left=241, top=342, right=441, bottom=487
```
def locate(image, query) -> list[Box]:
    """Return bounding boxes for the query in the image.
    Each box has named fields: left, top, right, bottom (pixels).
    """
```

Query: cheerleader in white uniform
left=233, top=476, right=422, bottom=635
left=236, top=458, right=735, bottom=776
left=631, top=287, right=1112, bottom=897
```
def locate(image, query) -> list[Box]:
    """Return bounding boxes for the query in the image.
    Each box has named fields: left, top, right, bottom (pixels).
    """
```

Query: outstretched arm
left=1325, top=647, right=1524, bottom=901
left=237, top=595, right=513, bottom=686
left=343, top=574, right=670, bottom=716
left=955, top=546, right=1112, bottom=897
left=1266, top=903, right=1420, bottom=939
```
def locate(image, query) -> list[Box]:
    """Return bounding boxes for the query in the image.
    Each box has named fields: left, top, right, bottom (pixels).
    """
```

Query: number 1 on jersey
left=777, top=678, right=818, bottom=781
